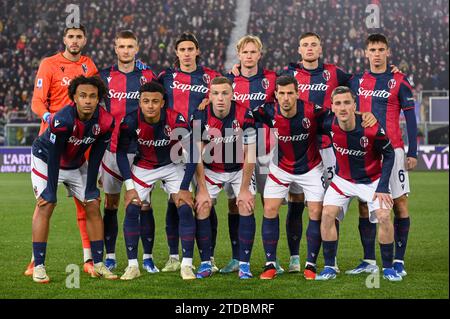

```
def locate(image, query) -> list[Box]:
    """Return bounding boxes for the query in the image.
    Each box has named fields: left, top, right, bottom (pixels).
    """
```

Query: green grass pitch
left=0, top=172, right=448, bottom=299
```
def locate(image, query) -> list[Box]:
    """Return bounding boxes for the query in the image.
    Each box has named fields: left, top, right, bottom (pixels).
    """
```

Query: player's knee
left=358, top=201, right=369, bottom=218
left=321, top=207, right=336, bottom=226
left=288, top=192, right=304, bottom=202
left=376, top=210, right=391, bottom=225
left=307, top=203, right=322, bottom=220
left=393, top=195, right=409, bottom=218
left=104, top=193, right=120, bottom=209
left=228, top=198, right=238, bottom=213
left=263, top=203, right=278, bottom=218
left=196, top=204, right=211, bottom=220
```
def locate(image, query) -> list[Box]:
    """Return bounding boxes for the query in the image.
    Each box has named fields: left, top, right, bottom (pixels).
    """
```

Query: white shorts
left=323, top=174, right=392, bottom=223
left=100, top=149, right=135, bottom=194
left=264, top=162, right=325, bottom=202
left=31, top=155, right=87, bottom=202
left=319, top=147, right=336, bottom=189
left=205, top=168, right=256, bottom=200
left=131, top=163, right=187, bottom=202
left=389, top=148, right=410, bottom=199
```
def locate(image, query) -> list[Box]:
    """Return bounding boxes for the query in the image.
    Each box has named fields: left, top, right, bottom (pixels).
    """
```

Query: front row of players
left=30, top=74, right=402, bottom=283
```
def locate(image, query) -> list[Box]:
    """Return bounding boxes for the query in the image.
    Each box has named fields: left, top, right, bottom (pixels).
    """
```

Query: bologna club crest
left=92, top=124, right=101, bottom=136
left=261, top=78, right=269, bottom=90
left=202, top=73, right=211, bottom=84
left=302, top=118, right=311, bottom=129
left=388, top=79, right=397, bottom=89
left=360, top=136, right=369, bottom=148
left=323, top=70, right=331, bottom=81
left=164, top=125, right=172, bottom=137
left=82, top=64, right=88, bottom=74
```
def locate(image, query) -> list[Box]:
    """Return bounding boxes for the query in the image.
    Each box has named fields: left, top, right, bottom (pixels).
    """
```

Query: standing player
left=316, top=86, right=401, bottom=282
left=191, top=77, right=257, bottom=279
left=251, top=76, right=326, bottom=280
left=221, top=35, right=280, bottom=274
left=27, top=25, right=98, bottom=276
left=346, top=34, right=417, bottom=276
left=30, top=76, right=117, bottom=283
left=158, top=32, right=221, bottom=273
left=116, top=81, right=197, bottom=280
left=98, top=30, right=157, bottom=272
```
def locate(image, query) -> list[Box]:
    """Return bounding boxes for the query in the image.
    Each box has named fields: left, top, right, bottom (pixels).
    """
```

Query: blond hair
left=236, top=35, right=263, bottom=53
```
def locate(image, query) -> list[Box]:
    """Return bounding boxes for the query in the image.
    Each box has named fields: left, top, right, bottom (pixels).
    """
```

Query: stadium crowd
left=0, top=0, right=448, bottom=124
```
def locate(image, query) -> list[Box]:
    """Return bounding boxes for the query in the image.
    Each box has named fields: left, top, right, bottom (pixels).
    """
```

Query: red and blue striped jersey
left=158, top=66, right=221, bottom=122
left=32, top=104, right=114, bottom=201
left=192, top=102, right=256, bottom=173
left=280, top=61, right=352, bottom=149
left=226, top=67, right=277, bottom=155
left=99, top=64, right=156, bottom=153
left=349, top=71, right=415, bottom=149
left=321, top=113, right=394, bottom=193
left=252, top=100, right=324, bottom=175
left=117, top=108, right=189, bottom=176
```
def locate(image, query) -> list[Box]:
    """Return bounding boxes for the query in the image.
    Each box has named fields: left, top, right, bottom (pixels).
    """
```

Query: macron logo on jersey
left=108, top=89, right=140, bottom=101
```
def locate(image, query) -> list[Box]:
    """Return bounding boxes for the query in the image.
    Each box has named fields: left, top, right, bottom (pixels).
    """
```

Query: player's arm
left=85, top=119, right=115, bottom=201
left=116, top=116, right=135, bottom=185
left=373, top=126, right=395, bottom=208
left=399, top=76, right=418, bottom=170
left=251, top=103, right=274, bottom=127
left=31, top=59, right=53, bottom=122
left=237, top=114, right=257, bottom=212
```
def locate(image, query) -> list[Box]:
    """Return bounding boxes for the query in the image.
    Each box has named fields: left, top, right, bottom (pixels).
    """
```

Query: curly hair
left=68, top=75, right=107, bottom=103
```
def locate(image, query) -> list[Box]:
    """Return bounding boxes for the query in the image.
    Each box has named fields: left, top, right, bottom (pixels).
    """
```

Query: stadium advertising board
left=0, top=146, right=448, bottom=173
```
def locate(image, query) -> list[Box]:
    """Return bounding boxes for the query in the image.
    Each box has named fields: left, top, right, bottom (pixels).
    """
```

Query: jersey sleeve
left=86, top=58, right=98, bottom=76
left=317, top=110, right=334, bottom=136
left=399, top=75, right=415, bottom=110
left=85, top=116, right=114, bottom=200
left=31, top=58, right=53, bottom=118
left=243, top=109, right=256, bottom=145
left=336, top=66, right=353, bottom=86
left=251, top=103, right=274, bottom=127
left=174, top=112, right=191, bottom=142
left=373, top=125, right=395, bottom=193
left=191, top=110, right=207, bottom=142
left=49, top=109, right=73, bottom=136
left=116, top=114, right=137, bottom=181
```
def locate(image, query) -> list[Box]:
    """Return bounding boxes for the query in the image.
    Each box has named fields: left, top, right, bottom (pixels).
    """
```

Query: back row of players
left=26, top=27, right=417, bottom=283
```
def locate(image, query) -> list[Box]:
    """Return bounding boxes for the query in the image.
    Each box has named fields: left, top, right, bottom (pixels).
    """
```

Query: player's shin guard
left=74, top=198, right=91, bottom=262
left=238, top=214, right=256, bottom=263
left=286, top=201, right=304, bottom=256
left=103, top=208, right=118, bottom=255
left=33, top=242, right=47, bottom=266
left=306, top=219, right=322, bottom=264
left=323, top=240, right=338, bottom=267
left=140, top=208, right=155, bottom=255
left=359, top=218, right=376, bottom=260
left=165, top=201, right=179, bottom=255
left=196, top=218, right=212, bottom=262
left=262, top=216, right=279, bottom=263
left=394, top=217, right=410, bottom=261
left=228, top=213, right=240, bottom=260
left=209, top=206, right=218, bottom=257
left=178, top=205, right=196, bottom=259
left=124, top=204, right=141, bottom=261
left=380, top=243, right=394, bottom=269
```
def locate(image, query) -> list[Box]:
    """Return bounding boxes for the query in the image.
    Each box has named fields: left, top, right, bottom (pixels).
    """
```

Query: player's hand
left=195, top=189, right=212, bottom=212
left=358, top=111, right=377, bottom=128
left=390, top=64, right=401, bottom=73
left=406, top=157, right=417, bottom=170
left=373, top=192, right=394, bottom=210
left=175, top=190, right=194, bottom=209
left=36, top=196, right=50, bottom=207
left=230, top=63, right=241, bottom=76
left=197, top=98, right=209, bottom=111
left=237, top=188, right=255, bottom=213
left=124, top=189, right=141, bottom=208
left=135, top=59, right=149, bottom=70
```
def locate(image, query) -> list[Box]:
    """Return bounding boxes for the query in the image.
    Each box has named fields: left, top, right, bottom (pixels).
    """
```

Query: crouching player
left=116, top=81, right=197, bottom=280
left=317, top=86, right=402, bottom=282
left=30, top=75, right=117, bottom=283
